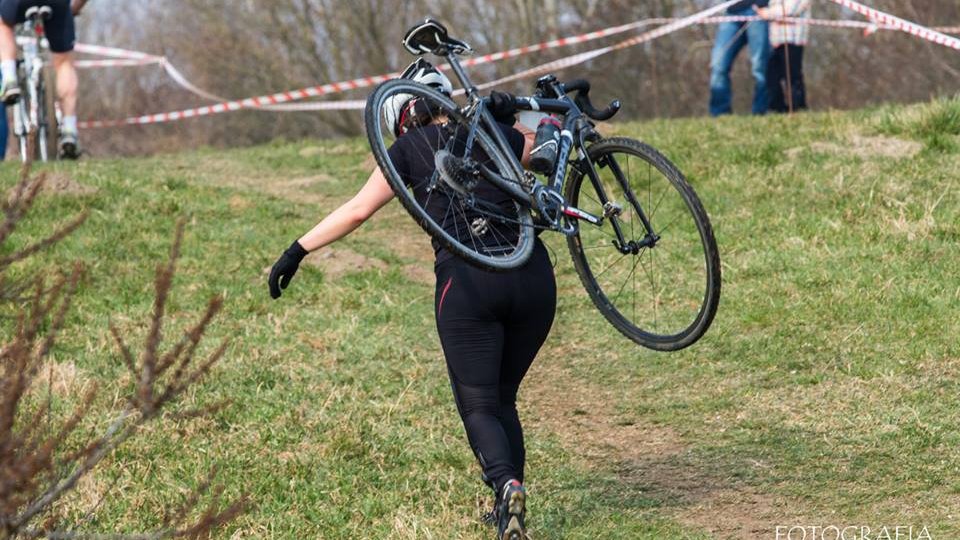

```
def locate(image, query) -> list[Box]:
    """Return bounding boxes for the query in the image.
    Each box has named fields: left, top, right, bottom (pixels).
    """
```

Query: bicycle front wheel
left=565, top=137, right=721, bottom=351
left=365, top=79, right=535, bottom=271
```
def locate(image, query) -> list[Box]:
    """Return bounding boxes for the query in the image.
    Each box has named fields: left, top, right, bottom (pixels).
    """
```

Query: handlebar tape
left=563, top=79, right=621, bottom=121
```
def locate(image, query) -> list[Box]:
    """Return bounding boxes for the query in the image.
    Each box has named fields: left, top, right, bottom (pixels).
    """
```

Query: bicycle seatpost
left=443, top=52, right=479, bottom=101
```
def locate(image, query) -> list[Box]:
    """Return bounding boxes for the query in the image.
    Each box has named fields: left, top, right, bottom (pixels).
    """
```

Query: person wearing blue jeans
left=709, top=0, right=771, bottom=116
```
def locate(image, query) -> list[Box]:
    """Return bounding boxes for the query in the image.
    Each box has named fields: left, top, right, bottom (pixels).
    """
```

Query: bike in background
left=10, top=4, right=58, bottom=162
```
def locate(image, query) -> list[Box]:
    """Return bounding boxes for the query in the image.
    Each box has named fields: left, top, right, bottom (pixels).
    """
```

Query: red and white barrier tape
left=79, top=0, right=960, bottom=128
left=824, top=0, right=960, bottom=50
left=474, top=0, right=740, bottom=92
left=75, top=58, right=161, bottom=68
left=79, top=69, right=400, bottom=127
left=704, top=15, right=960, bottom=38
left=78, top=3, right=742, bottom=128
left=75, top=21, right=663, bottom=123
left=74, top=43, right=160, bottom=61
left=453, top=19, right=666, bottom=70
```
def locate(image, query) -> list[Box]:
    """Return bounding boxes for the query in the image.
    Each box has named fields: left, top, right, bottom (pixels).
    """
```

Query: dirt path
left=213, top=153, right=807, bottom=536
left=525, top=347, right=809, bottom=539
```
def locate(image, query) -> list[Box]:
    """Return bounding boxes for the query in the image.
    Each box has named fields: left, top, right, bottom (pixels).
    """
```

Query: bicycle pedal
left=470, top=217, right=489, bottom=237
left=602, top=201, right=623, bottom=218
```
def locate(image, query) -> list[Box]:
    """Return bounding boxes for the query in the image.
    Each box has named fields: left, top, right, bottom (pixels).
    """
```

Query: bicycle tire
left=14, top=100, right=29, bottom=163
left=365, top=79, right=535, bottom=271
left=565, top=137, right=721, bottom=351
left=37, top=75, right=48, bottom=162
left=40, top=66, right=58, bottom=161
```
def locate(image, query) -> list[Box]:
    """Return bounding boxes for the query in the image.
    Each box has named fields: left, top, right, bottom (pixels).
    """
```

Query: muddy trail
left=525, top=348, right=813, bottom=539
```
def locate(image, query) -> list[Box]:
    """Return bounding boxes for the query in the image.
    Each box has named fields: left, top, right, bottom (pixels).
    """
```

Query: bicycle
left=12, top=4, right=59, bottom=163
left=365, top=19, right=721, bottom=351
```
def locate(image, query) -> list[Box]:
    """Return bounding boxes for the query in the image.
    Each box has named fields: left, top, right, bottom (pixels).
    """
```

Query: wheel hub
left=435, top=150, right=480, bottom=195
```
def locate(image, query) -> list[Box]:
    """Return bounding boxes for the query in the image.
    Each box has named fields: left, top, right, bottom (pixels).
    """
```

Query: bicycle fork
left=584, top=152, right=661, bottom=255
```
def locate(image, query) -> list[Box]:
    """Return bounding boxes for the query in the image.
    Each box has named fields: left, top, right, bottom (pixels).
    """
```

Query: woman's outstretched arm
left=297, top=168, right=395, bottom=251
left=268, top=167, right=394, bottom=298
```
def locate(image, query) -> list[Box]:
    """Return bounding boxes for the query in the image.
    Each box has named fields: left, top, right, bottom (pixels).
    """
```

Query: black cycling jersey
left=0, top=0, right=75, bottom=53
left=387, top=121, right=525, bottom=265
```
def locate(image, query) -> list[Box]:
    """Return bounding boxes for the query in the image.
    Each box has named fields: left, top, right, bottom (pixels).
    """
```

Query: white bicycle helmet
left=384, top=59, right=453, bottom=137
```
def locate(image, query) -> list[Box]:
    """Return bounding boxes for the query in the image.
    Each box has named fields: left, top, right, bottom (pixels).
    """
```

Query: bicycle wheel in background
left=13, top=97, right=29, bottom=163
left=36, top=75, right=48, bottom=162
left=565, top=137, right=721, bottom=351
left=365, top=79, right=535, bottom=271
left=40, top=65, right=58, bottom=161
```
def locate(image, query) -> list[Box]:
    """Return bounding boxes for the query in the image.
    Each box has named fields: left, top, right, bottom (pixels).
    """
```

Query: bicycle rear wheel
left=365, top=79, right=535, bottom=270
left=13, top=99, right=29, bottom=163
left=37, top=76, right=48, bottom=162
left=39, top=66, right=58, bottom=161
left=565, top=137, right=721, bottom=351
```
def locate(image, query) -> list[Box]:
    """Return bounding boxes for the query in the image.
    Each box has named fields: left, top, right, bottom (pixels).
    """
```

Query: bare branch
left=2, top=215, right=241, bottom=538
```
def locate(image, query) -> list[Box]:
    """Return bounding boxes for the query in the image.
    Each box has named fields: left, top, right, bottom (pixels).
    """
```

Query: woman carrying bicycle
left=268, top=59, right=549, bottom=540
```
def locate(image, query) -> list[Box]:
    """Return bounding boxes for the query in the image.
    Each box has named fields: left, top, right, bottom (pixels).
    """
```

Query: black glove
left=268, top=240, right=309, bottom=299
left=488, top=91, right=518, bottom=124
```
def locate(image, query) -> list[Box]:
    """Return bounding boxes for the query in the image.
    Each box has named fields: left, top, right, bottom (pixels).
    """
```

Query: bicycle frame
left=388, top=24, right=719, bottom=349
left=440, top=49, right=660, bottom=251
left=441, top=52, right=603, bottom=232
left=13, top=10, right=51, bottom=162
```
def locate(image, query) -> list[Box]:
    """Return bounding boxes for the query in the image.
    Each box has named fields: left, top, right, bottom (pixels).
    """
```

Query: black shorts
left=0, top=0, right=75, bottom=53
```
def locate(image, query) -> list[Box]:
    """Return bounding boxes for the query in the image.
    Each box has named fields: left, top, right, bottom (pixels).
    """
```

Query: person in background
left=0, top=0, right=88, bottom=159
left=759, top=0, right=811, bottom=113
left=708, top=0, right=771, bottom=116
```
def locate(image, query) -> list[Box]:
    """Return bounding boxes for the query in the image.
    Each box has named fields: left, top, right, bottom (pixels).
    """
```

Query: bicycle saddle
left=402, top=18, right=473, bottom=56
left=24, top=5, right=52, bottom=21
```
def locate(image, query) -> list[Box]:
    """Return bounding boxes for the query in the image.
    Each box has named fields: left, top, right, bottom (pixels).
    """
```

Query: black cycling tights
left=434, top=241, right=556, bottom=495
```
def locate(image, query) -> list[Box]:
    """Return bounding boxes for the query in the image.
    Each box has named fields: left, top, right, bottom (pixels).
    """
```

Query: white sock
left=62, top=116, right=78, bottom=134
left=1, top=60, right=16, bottom=84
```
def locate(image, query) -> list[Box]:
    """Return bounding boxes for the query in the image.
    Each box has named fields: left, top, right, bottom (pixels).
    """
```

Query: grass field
left=3, top=98, right=960, bottom=539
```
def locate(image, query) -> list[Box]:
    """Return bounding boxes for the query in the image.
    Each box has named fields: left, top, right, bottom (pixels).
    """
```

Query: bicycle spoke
left=633, top=245, right=637, bottom=326
left=593, top=253, right=629, bottom=280
left=582, top=188, right=602, bottom=208
left=647, top=159, right=652, bottom=226
left=629, top=157, right=635, bottom=243
left=454, top=198, right=480, bottom=254
left=367, top=79, right=533, bottom=269
left=637, top=248, right=658, bottom=332
left=612, top=255, right=641, bottom=305
left=653, top=214, right=686, bottom=239
left=569, top=140, right=719, bottom=348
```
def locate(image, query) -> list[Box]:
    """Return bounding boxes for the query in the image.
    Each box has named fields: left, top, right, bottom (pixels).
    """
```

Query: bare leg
left=0, top=23, right=15, bottom=63
left=52, top=52, right=77, bottom=119
left=0, top=23, right=19, bottom=102
left=52, top=52, right=80, bottom=157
